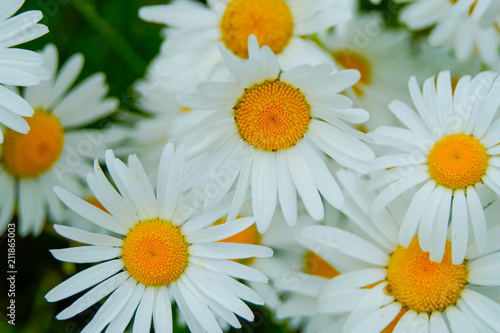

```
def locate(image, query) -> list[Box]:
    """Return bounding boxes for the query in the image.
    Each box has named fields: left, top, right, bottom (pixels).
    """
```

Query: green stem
left=71, top=0, right=147, bottom=76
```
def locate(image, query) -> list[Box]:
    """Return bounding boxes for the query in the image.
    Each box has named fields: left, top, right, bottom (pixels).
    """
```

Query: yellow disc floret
left=220, top=0, right=294, bottom=58
left=427, top=134, right=488, bottom=190
left=234, top=79, right=311, bottom=151
left=303, top=251, right=341, bottom=279
left=332, top=50, right=371, bottom=95
left=2, top=110, right=64, bottom=178
left=386, top=237, right=467, bottom=313
left=122, top=219, right=189, bottom=286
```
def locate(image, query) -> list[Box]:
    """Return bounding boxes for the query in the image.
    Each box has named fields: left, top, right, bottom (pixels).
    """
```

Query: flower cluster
left=2, top=0, right=500, bottom=332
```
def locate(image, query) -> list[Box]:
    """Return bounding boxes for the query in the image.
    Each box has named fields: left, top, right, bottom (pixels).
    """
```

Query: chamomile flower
left=139, top=0, right=351, bottom=77
left=0, top=0, right=50, bottom=142
left=319, top=13, right=417, bottom=130
left=178, top=35, right=374, bottom=233
left=395, top=0, right=500, bottom=65
left=46, top=143, right=273, bottom=333
left=369, top=71, right=500, bottom=264
left=0, top=44, right=118, bottom=236
left=299, top=169, right=500, bottom=333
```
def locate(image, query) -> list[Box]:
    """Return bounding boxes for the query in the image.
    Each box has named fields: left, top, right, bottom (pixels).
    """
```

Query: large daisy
left=395, top=0, right=500, bottom=65
left=299, top=169, right=500, bottom=333
left=139, top=0, right=351, bottom=78
left=0, top=44, right=118, bottom=236
left=177, top=35, right=374, bottom=233
left=369, top=71, right=500, bottom=264
left=46, top=143, right=273, bottom=332
left=0, top=0, right=50, bottom=142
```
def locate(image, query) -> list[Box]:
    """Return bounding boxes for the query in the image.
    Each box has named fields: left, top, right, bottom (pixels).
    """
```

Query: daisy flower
left=0, top=0, right=50, bottom=142
left=0, top=44, right=118, bottom=236
left=139, top=0, right=351, bottom=77
left=395, top=0, right=500, bottom=65
left=369, top=71, right=500, bottom=264
left=299, top=169, right=500, bottom=333
left=46, top=143, right=273, bottom=333
left=178, top=35, right=374, bottom=233
left=319, top=13, right=418, bottom=130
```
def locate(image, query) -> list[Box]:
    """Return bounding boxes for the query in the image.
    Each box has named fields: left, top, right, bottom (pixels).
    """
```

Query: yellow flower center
left=386, top=237, right=467, bottom=313
left=122, top=219, right=189, bottom=286
left=215, top=217, right=261, bottom=265
left=220, top=0, right=294, bottom=58
left=2, top=110, right=64, bottom=178
left=234, top=79, right=311, bottom=151
left=332, top=50, right=371, bottom=95
left=427, top=134, right=488, bottom=190
left=303, top=251, right=341, bottom=279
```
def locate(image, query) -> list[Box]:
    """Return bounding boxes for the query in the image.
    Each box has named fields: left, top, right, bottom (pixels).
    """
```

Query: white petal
left=81, top=278, right=136, bottom=333
left=189, top=243, right=273, bottom=259
left=152, top=286, right=172, bottom=333
left=185, top=217, right=255, bottom=244
left=50, top=246, right=121, bottom=263
left=299, top=226, right=390, bottom=266
left=467, top=186, right=487, bottom=255
left=451, top=189, right=469, bottom=264
left=53, top=224, right=123, bottom=247
left=56, top=271, right=128, bottom=320
left=45, top=259, right=124, bottom=302
left=132, top=286, right=155, bottom=333
left=189, top=257, right=268, bottom=283
left=54, top=186, right=128, bottom=235
left=286, top=147, right=324, bottom=221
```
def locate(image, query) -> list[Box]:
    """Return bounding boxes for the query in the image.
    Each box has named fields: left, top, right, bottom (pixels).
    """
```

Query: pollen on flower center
left=427, top=134, right=488, bottom=190
left=385, top=237, right=467, bottom=313
left=332, top=50, right=371, bottom=95
left=220, top=0, right=294, bottom=58
left=122, top=219, right=189, bottom=286
left=2, top=110, right=64, bottom=178
left=234, top=79, right=311, bottom=151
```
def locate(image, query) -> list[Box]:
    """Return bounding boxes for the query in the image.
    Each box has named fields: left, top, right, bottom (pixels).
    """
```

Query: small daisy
left=0, top=44, right=118, bottom=236
left=178, top=35, right=374, bottom=233
left=0, top=0, right=50, bottom=142
left=395, top=0, right=500, bottom=65
left=299, top=169, right=500, bottom=333
left=46, top=143, right=273, bottom=333
left=369, top=71, right=500, bottom=264
left=319, top=13, right=418, bottom=130
left=139, top=0, right=351, bottom=77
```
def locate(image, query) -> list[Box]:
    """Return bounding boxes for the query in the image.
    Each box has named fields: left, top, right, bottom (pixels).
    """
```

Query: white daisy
left=395, top=0, right=500, bottom=65
left=319, top=13, right=418, bottom=130
left=299, top=169, right=500, bottom=333
left=0, top=0, right=50, bottom=142
left=0, top=44, right=118, bottom=236
left=177, top=35, right=374, bottom=233
left=46, top=143, right=273, bottom=333
left=139, top=0, right=351, bottom=78
left=368, top=71, right=500, bottom=264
